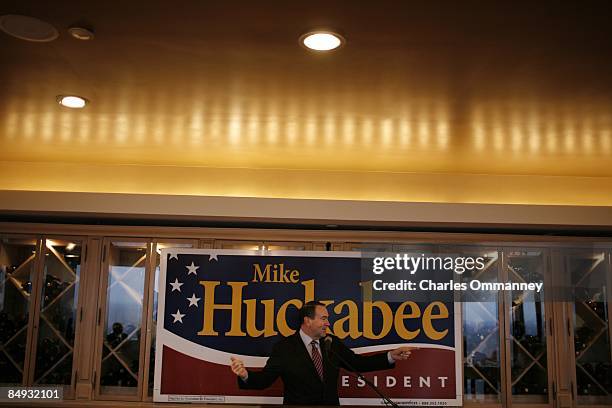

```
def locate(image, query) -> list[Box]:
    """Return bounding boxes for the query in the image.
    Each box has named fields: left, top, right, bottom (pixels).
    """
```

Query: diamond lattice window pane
left=569, top=251, right=612, bottom=404
left=461, top=250, right=501, bottom=401
left=98, top=242, right=148, bottom=396
left=32, top=240, right=81, bottom=387
left=0, top=237, right=37, bottom=385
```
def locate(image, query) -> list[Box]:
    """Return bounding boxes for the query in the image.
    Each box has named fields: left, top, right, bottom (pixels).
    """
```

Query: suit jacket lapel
left=292, top=332, right=324, bottom=383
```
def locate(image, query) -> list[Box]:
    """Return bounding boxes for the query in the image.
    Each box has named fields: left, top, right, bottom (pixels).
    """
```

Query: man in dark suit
left=230, top=301, right=415, bottom=405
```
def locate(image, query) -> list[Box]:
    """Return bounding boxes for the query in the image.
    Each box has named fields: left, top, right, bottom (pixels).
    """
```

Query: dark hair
left=298, top=301, right=325, bottom=325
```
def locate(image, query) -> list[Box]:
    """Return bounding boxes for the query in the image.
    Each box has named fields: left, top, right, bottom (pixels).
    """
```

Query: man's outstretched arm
left=230, top=346, right=282, bottom=390
left=336, top=341, right=417, bottom=372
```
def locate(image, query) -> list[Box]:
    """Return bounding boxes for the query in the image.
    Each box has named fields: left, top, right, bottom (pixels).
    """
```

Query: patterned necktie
left=310, top=340, right=324, bottom=380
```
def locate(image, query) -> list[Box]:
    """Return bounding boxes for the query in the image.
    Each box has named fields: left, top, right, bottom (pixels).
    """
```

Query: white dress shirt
left=299, top=329, right=320, bottom=357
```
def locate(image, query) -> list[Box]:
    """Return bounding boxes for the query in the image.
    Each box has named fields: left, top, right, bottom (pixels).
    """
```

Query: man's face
left=304, top=305, right=330, bottom=339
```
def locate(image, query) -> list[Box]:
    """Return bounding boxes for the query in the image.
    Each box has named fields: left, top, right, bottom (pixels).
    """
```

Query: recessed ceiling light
left=57, top=95, right=88, bottom=109
left=68, top=26, right=94, bottom=41
left=300, top=31, right=345, bottom=51
left=0, top=14, right=58, bottom=42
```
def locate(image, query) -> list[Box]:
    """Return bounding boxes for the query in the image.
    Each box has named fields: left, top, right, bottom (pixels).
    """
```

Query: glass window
left=460, top=249, right=502, bottom=403
left=99, top=241, right=148, bottom=396
left=569, top=251, right=612, bottom=405
left=0, top=237, right=37, bottom=385
left=33, top=239, right=81, bottom=389
left=507, top=250, right=549, bottom=404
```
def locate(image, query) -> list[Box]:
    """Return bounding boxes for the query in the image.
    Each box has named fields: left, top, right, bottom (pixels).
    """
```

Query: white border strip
left=158, top=328, right=456, bottom=367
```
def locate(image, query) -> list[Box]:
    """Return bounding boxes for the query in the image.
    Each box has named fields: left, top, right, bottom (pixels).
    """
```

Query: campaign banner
left=153, top=249, right=462, bottom=405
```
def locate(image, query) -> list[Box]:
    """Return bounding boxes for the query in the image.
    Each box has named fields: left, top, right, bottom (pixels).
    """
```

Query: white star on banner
left=187, top=293, right=201, bottom=307
left=168, top=251, right=179, bottom=260
left=169, top=278, right=184, bottom=292
left=185, top=262, right=199, bottom=275
left=171, top=309, right=185, bottom=323
left=209, top=253, right=218, bottom=261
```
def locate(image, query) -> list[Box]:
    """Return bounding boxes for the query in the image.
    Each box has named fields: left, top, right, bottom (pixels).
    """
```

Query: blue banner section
left=163, top=253, right=455, bottom=357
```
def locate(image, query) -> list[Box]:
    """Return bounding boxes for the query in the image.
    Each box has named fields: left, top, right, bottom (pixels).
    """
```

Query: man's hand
left=390, top=346, right=418, bottom=361
left=230, top=356, right=248, bottom=380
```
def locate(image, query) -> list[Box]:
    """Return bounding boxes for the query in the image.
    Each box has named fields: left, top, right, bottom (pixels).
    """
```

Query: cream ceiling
left=1, top=1, right=612, bottom=206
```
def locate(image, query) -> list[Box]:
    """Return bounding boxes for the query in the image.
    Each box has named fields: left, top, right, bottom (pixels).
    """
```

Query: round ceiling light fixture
left=0, top=14, right=59, bottom=42
left=57, top=95, right=88, bottom=109
left=68, top=26, right=94, bottom=40
left=300, top=30, right=345, bottom=51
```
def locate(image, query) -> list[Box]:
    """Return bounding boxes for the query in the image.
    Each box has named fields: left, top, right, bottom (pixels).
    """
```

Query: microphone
left=323, top=336, right=399, bottom=408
